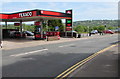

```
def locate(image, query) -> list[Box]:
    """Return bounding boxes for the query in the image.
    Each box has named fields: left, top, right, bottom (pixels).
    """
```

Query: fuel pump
left=34, top=21, right=43, bottom=40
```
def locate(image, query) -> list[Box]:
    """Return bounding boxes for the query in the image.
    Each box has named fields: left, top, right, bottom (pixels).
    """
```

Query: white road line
left=59, top=44, right=75, bottom=48
left=10, top=49, right=48, bottom=57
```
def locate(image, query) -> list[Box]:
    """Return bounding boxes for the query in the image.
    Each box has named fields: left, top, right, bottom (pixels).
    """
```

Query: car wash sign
left=66, top=10, right=72, bottom=31
left=19, top=12, right=33, bottom=18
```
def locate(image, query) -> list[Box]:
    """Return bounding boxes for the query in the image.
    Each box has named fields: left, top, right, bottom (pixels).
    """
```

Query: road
left=68, top=45, right=118, bottom=78
left=1, top=34, right=118, bottom=78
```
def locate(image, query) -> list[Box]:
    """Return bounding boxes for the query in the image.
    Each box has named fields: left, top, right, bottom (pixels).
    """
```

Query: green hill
left=73, top=20, right=118, bottom=27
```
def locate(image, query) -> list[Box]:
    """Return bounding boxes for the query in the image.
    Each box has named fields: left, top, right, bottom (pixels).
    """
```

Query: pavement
left=67, top=44, right=119, bottom=78
left=1, top=34, right=118, bottom=78
left=2, top=34, right=117, bottom=50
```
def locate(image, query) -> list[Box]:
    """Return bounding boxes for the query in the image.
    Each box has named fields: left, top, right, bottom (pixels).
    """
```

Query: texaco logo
left=19, top=12, right=32, bottom=17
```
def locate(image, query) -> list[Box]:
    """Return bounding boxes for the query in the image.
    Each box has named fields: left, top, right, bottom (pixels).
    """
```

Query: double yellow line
left=54, top=44, right=117, bottom=79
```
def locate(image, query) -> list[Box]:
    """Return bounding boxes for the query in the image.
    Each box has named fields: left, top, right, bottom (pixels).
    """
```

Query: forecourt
left=0, top=9, right=72, bottom=39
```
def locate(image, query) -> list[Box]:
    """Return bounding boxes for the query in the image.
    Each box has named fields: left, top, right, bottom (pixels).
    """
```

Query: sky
left=0, top=1, right=119, bottom=24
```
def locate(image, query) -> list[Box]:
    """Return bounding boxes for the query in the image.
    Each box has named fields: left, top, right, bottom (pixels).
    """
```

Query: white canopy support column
left=0, top=24, right=2, bottom=41
left=5, top=21, right=7, bottom=29
left=20, top=20, right=23, bottom=37
left=40, top=19, right=44, bottom=39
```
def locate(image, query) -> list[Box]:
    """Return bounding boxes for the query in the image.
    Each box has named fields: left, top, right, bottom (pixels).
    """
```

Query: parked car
left=103, top=30, right=114, bottom=34
left=90, top=30, right=98, bottom=34
left=23, top=31, right=34, bottom=36
left=10, top=31, right=26, bottom=38
left=118, top=28, right=120, bottom=33
left=112, top=29, right=120, bottom=33
left=2, top=29, right=19, bottom=38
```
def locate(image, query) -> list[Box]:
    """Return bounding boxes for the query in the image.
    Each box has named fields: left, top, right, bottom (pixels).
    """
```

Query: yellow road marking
left=55, top=44, right=117, bottom=79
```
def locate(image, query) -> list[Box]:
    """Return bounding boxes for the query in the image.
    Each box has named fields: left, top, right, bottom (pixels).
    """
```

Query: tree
left=48, top=19, right=64, bottom=31
left=83, top=26, right=89, bottom=32
left=107, top=26, right=116, bottom=30
left=93, top=26, right=99, bottom=30
left=59, top=25, right=65, bottom=32
left=89, top=26, right=93, bottom=32
left=74, top=25, right=85, bottom=34
left=97, top=25, right=105, bottom=31
left=23, top=24, right=35, bottom=32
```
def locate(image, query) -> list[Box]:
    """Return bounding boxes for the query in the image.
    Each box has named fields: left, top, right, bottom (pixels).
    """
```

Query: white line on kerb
left=10, top=49, right=48, bottom=57
left=59, top=44, right=75, bottom=48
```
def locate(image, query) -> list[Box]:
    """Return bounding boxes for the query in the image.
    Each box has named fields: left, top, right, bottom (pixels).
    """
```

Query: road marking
left=10, top=49, right=48, bottom=57
left=54, top=44, right=117, bottom=79
left=59, top=44, right=75, bottom=48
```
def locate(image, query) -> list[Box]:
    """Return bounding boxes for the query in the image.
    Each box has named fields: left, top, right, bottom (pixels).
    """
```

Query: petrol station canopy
left=0, top=9, right=72, bottom=22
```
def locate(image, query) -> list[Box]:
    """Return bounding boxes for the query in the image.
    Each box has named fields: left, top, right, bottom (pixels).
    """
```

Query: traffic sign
left=55, top=26, right=59, bottom=30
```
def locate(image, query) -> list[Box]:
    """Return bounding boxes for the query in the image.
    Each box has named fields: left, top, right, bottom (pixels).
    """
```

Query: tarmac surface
left=1, top=34, right=118, bottom=78
left=68, top=45, right=118, bottom=78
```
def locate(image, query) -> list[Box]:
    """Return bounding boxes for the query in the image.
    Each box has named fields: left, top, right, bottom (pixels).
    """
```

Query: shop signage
left=19, top=12, right=32, bottom=17
left=66, top=10, right=72, bottom=32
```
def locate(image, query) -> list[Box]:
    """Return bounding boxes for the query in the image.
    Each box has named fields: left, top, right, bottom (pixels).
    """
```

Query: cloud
left=73, top=2, right=118, bottom=21
left=48, top=2, right=57, bottom=7
left=28, top=2, right=38, bottom=8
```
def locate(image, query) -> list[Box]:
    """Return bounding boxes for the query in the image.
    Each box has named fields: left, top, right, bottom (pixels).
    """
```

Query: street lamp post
left=87, top=26, right=89, bottom=36
left=102, top=20, right=107, bottom=34
left=88, top=20, right=91, bottom=36
left=104, top=24, right=107, bottom=34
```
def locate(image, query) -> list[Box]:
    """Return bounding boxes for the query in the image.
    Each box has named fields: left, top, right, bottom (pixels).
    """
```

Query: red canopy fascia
left=0, top=9, right=72, bottom=22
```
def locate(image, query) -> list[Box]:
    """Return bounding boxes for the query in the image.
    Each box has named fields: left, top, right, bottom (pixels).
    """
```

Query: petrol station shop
left=0, top=9, right=73, bottom=40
